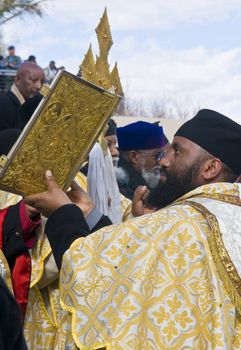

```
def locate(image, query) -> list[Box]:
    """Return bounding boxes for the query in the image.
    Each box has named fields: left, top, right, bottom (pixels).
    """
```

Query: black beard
left=146, top=163, right=200, bottom=210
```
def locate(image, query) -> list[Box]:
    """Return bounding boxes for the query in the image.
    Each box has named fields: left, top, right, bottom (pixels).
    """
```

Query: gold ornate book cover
left=0, top=70, right=120, bottom=195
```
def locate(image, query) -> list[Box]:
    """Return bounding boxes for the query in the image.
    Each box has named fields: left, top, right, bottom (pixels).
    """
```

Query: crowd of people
left=0, top=45, right=61, bottom=94
left=0, top=47, right=240, bottom=350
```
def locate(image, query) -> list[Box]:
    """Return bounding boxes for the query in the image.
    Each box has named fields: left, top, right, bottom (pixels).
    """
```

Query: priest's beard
left=146, top=160, right=202, bottom=210
left=141, top=165, right=162, bottom=189
left=112, top=156, right=119, bottom=167
left=114, top=165, right=129, bottom=186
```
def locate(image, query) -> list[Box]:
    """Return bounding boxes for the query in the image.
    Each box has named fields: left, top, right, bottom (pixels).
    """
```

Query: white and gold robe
left=59, top=182, right=241, bottom=349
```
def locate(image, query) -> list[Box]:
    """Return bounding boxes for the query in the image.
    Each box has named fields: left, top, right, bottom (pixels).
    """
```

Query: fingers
left=132, top=186, right=149, bottom=217
left=45, top=170, right=58, bottom=191
left=24, top=194, right=38, bottom=208
left=70, top=180, right=83, bottom=192
left=25, top=204, right=40, bottom=219
left=133, top=186, right=148, bottom=202
left=142, top=188, right=150, bottom=203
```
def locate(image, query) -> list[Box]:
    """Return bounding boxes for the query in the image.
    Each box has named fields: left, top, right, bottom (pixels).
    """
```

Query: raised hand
left=131, top=186, right=150, bottom=217
left=24, top=170, right=71, bottom=217
left=67, top=181, right=95, bottom=217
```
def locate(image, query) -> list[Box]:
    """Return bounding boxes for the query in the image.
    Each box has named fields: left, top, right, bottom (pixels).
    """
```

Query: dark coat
left=0, top=276, right=27, bottom=350
left=116, top=156, right=147, bottom=200
left=0, top=91, right=22, bottom=130
left=0, top=91, right=41, bottom=131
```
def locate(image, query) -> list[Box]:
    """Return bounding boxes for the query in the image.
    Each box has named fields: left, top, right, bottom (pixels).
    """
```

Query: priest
left=25, top=109, right=241, bottom=349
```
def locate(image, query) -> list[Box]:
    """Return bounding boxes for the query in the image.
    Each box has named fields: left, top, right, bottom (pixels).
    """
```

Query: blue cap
left=117, top=121, right=166, bottom=151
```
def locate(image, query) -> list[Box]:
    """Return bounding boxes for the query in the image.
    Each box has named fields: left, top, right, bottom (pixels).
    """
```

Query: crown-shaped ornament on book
left=79, top=8, right=124, bottom=97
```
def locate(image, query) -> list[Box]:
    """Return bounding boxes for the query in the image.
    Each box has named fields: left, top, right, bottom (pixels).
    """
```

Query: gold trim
left=39, top=83, right=51, bottom=97
left=184, top=200, right=241, bottom=315
left=0, top=155, right=8, bottom=168
left=0, top=250, right=13, bottom=293
left=188, top=192, right=241, bottom=207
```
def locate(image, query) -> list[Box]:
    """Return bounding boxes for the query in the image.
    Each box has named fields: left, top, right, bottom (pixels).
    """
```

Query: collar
left=174, top=182, right=241, bottom=206
left=10, top=84, right=25, bottom=105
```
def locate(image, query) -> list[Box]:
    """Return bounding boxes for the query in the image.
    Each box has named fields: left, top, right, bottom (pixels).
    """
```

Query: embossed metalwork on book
left=0, top=70, right=120, bottom=195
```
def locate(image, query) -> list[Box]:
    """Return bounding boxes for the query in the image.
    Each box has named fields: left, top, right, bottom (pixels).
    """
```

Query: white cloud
left=42, top=0, right=241, bottom=30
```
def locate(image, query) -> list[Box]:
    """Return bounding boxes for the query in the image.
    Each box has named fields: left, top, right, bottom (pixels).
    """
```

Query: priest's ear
left=201, top=157, right=223, bottom=181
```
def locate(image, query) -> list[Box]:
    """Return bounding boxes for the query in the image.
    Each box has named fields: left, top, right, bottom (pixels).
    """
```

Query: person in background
left=5, top=46, right=21, bottom=70
left=44, top=60, right=58, bottom=84
left=115, top=121, right=168, bottom=199
left=104, top=118, right=119, bottom=165
left=0, top=55, right=5, bottom=69
left=0, top=62, right=44, bottom=130
left=25, top=55, right=37, bottom=64
left=81, top=118, right=120, bottom=176
left=86, top=118, right=122, bottom=224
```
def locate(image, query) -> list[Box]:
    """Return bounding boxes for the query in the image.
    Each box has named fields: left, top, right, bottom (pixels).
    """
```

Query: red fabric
left=19, top=200, right=40, bottom=248
left=0, top=203, right=39, bottom=319
left=12, top=251, right=31, bottom=320
left=0, top=208, right=8, bottom=250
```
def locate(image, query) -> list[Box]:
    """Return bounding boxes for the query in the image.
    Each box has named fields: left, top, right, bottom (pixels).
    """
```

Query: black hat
left=175, top=109, right=241, bottom=175
left=8, top=45, right=15, bottom=50
left=105, top=119, right=117, bottom=136
left=0, top=129, right=22, bottom=155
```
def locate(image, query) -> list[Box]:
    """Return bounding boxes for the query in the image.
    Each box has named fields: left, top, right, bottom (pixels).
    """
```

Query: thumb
left=45, top=170, right=58, bottom=191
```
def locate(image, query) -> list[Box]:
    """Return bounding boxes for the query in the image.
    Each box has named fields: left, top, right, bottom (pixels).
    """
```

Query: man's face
left=50, top=62, right=55, bottom=69
left=105, top=135, right=119, bottom=159
left=8, top=48, right=15, bottom=56
left=136, top=147, right=165, bottom=189
left=15, top=67, right=45, bottom=100
left=146, top=136, right=205, bottom=209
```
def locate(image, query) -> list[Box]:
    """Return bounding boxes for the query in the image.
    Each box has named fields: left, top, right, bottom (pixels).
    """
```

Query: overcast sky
left=2, top=0, right=241, bottom=122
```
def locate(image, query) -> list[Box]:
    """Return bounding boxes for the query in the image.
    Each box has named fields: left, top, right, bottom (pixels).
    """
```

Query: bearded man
left=115, top=121, right=168, bottom=199
left=25, top=109, right=241, bottom=349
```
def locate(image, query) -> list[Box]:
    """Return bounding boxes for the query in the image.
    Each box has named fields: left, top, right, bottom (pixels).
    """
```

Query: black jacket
left=0, top=91, right=42, bottom=131
left=116, top=157, right=147, bottom=200
left=2, top=203, right=29, bottom=270
left=0, top=91, right=22, bottom=130
left=0, top=276, right=27, bottom=350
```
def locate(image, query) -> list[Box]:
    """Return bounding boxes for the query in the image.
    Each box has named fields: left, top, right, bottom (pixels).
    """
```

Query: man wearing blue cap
left=24, top=109, right=241, bottom=349
left=115, top=121, right=168, bottom=199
